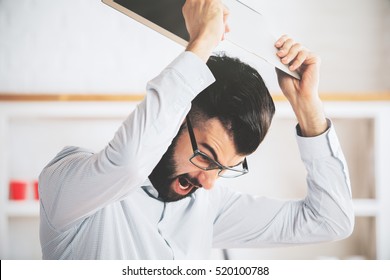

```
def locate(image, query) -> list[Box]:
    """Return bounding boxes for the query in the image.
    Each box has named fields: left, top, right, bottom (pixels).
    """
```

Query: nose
left=197, top=170, right=219, bottom=190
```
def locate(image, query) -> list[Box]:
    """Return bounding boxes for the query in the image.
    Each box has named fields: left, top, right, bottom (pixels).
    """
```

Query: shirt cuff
left=166, top=51, right=216, bottom=98
left=296, top=119, right=342, bottom=161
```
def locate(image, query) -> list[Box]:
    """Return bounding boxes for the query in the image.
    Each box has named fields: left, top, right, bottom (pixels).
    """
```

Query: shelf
left=1, top=101, right=389, bottom=259
left=4, top=199, right=377, bottom=218
left=353, top=199, right=379, bottom=217
left=1, top=92, right=390, bottom=102
left=6, top=201, right=39, bottom=217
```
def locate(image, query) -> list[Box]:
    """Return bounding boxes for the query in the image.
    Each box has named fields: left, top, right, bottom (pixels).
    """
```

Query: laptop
left=102, top=0, right=299, bottom=79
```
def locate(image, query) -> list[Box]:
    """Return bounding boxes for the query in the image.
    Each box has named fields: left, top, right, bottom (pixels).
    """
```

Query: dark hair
left=189, top=54, right=275, bottom=155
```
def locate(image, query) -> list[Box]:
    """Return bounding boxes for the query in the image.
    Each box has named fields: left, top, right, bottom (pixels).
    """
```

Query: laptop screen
left=114, top=0, right=189, bottom=41
left=104, top=0, right=299, bottom=79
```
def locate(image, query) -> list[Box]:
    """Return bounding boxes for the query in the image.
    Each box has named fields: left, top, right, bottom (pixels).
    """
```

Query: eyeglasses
left=186, top=116, right=249, bottom=178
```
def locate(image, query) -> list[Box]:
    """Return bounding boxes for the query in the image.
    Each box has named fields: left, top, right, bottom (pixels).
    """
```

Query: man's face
left=149, top=118, right=245, bottom=202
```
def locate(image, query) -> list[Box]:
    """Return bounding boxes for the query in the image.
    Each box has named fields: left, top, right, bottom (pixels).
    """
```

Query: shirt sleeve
left=212, top=120, right=355, bottom=247
left=39, top=51, right=215, bottom=231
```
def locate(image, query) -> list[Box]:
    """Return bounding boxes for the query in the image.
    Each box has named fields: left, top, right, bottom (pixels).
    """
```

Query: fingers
left=183, top=0, right=226, bottom=61
left=222, top=5, right=230, bottom=40
left=223, top=5, right=230, bottom=30
left=275, top=35, right=317, bottom=72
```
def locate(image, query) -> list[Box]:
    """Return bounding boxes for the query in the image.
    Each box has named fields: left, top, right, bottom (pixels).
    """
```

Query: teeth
left=178, top=176, right=191, bottom=190
left=179, top=183, right=190, bottom=190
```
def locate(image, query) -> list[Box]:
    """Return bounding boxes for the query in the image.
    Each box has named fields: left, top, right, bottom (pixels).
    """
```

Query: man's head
left=149, top=54, right=275, bottom=202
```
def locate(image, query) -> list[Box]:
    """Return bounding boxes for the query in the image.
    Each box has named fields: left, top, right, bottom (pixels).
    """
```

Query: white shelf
left=1, top=101, right=389, bottom=260
left=6, top=201, right=39, bottom=217
left=353, top=199, right=379, bottom=217
left=4, top=199, right=379, bottom=218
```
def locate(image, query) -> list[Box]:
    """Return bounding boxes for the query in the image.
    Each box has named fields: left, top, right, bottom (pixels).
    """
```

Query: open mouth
left=174, top=175, right=200, bottom=196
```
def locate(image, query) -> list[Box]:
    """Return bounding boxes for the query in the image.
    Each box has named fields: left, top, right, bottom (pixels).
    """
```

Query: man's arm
left=212, top=37, right=354, bottom=247
left=212, top=127, right=355, bottom=247
left=274, top=37, right=354, bottom=237
left=275, top=35, right=327, bottom=137
left=184, top=0, right=230, bottom=62
left=39, top=53, right=214, bottom=230
left=39, top=0, right=227, bottom=230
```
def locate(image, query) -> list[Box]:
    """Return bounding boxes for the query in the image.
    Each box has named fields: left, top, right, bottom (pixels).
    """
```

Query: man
left=39, top=0, right=354, bottom=259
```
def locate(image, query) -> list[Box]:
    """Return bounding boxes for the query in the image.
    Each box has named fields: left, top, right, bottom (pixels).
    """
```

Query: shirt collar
left=141, top=178, right=199, bottom=201
left=141, top=178, right=160, bottom=199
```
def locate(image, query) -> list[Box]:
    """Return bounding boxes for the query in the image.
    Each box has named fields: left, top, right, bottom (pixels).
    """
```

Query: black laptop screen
left=114, top=0, right=189, bottom=41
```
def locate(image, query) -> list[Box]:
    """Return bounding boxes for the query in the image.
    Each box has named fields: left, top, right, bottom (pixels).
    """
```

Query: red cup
left=9, top=180, right=28, bottom=200
left=33, top=180, right=39, bottom=200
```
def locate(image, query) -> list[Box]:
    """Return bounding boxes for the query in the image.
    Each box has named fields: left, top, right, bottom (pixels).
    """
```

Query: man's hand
left=275, top=35, right=328, bottom=137
left=183, top=0, right=230, bottom=62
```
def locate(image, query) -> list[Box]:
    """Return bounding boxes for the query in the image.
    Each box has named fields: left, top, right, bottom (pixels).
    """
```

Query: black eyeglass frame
left=186, top=116, right=249, bottom=178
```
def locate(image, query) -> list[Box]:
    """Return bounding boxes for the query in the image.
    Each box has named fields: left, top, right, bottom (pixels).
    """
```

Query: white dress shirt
left=39, top=51, right=354, bottom=259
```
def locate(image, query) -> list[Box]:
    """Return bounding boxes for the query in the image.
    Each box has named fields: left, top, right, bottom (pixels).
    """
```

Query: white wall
left=248, top=0, right=390, bottom=92
left=0, top=0, right=389, bottom=94
left=1, top=0, right=389, bottom=260
left=0, top=0, right=182, bottom=93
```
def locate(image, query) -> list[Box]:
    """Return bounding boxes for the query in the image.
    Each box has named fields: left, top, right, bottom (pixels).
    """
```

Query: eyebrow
left=199, top=142, right=219, bottom=163
left=199, top=142, right=245, bottom=168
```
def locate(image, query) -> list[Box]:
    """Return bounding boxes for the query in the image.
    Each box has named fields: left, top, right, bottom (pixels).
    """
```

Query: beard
left=148, top=136, right=199, bottom=202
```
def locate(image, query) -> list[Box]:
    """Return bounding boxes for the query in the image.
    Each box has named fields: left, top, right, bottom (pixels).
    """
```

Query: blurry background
left=0, top=0, right=389, bottom=259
